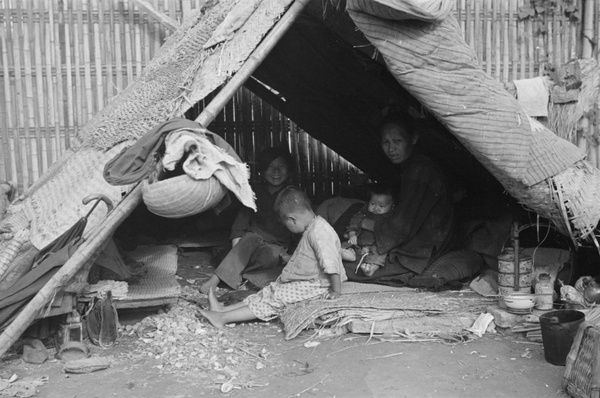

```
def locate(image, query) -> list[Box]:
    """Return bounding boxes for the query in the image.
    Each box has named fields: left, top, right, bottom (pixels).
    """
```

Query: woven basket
left=562, top=325, right=600, bottom=398
left=141, top=174, right=226, bottom=218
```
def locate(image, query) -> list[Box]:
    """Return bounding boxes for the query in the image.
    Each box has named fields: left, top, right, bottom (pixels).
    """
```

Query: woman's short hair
left=378, top=112, right=416, bottom=139
left=256, top=146, right=294, bottom=174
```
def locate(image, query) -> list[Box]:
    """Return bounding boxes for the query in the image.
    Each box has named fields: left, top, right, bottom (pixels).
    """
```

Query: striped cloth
left=346, top=0, right=583, bottom=187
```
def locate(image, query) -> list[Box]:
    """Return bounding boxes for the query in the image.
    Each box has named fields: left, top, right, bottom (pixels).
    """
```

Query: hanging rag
left=513, top=77, right=549, bottom=117
left=162, top=129, right=256, bottom=211
left=103, top=118, right=241, bottom=185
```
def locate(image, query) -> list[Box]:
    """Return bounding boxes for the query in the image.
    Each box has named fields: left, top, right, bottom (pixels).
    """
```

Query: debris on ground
left=126, top=299, right=272, bottom=388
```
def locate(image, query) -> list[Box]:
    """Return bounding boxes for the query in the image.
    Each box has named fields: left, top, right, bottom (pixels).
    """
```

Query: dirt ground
left=0, top=249, right=572, bottom=398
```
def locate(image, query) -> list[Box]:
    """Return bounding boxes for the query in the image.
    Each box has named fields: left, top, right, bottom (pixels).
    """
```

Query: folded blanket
left=163, top=129, right=256, bottom=211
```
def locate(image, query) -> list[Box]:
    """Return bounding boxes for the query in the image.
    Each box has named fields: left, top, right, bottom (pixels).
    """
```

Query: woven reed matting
left=78, top=0, right=293, bottom=150
left=549, top=59, right=600, bottom=143
left=117, top=245, right=181, bottom=304
left=181, top=0, right=294, bottom=116
left=21, top=145, right=129, bottom=249
left=280, top=290, right=494, bottom=340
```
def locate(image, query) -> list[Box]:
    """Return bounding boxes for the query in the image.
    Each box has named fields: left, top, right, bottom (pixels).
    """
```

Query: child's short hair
left=368, top=182, right=398, bottom=204
left=274, top=186, right=312, bottom=217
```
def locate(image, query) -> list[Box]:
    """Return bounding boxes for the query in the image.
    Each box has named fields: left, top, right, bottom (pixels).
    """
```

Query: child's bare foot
left=200, top=274, right=220, bottom=294
left=340, top=248, right=356, bottom=262
left=197, top=309, right=226, bottom=328
left=207, top=287, right=226, bottom=312
left=360, top=263, right=379, bottom=277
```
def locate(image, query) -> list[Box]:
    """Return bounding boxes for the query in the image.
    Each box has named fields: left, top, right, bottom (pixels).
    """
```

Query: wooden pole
left=0, top=185, right=142, bottom=357
left=582, top=0, right=594, bottom=59
left=195, top=0, right=310, bottom=127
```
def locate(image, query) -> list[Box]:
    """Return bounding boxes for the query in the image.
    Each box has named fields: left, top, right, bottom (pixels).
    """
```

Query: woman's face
left=380, top=123, right=417, bottom=164
left=263, top=156, right=289, bottom=188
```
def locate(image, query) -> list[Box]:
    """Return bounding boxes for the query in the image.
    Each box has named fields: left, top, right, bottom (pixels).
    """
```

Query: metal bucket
left=539, top=310, right=585, bottom=366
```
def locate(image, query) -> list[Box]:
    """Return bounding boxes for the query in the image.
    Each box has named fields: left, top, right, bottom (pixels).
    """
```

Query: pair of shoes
left=341, top=248, right=356, bottom=262
left=360, top=263, right=379, bottom=277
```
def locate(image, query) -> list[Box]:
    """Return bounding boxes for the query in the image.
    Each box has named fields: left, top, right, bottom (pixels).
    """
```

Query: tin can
left=497, top=248, right=533, bottom=274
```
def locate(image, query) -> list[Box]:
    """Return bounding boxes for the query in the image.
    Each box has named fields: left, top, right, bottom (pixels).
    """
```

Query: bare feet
left=207, top=287, right=225, bottom=312
left=197, top=309, right=225, bottom=328
left=340, top=248, right=356, bottom=262
left=360, top=263, right=380, bottom=277
left=200, top=274, right=220, bottom=294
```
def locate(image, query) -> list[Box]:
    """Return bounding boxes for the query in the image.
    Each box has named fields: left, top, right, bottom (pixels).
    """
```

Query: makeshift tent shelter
left=0, top=0, right=599, bottom=355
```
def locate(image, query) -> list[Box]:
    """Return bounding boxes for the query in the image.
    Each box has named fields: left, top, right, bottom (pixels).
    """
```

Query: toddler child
left=200, top=147, right=295, bottom=294
left=343, top=183, right=395, bottom=277
left=198, top=186, right=347, bottom=328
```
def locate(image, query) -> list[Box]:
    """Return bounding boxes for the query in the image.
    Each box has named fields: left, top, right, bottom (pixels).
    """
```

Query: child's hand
left=280, top=253, right=291, bottom=264
left=348, top=235, right=358, bottom=245
left=325, top=291, right=341, bottom=300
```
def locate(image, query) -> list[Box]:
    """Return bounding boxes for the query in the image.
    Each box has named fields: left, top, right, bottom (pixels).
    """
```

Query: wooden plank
left=115, top=0, right=124, bottom=90
left=0, top=1, right=14, bottom=181
left=9, top=0, right=25, bottom=187
left=92, top=0, right=104, bottom=111
left=484, top=0, right=492, bottom=76
left=81, top=1, right=94, bottom=119
left=348, top=315, right=477, bottom=335
left=124, top=0, right=134, bottom=86
left=32, top=0, right=50, bottom=170
left=60, top=0, right=74, bottom=150
left=25, top=0, right=42, bottom=182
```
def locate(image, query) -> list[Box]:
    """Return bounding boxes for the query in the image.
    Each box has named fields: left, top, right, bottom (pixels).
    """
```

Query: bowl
left=503, top=293, right=536, bottom=310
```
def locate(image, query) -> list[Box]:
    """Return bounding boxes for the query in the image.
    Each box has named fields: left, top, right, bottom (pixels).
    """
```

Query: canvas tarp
left=346, top=0, right=585, bottom=188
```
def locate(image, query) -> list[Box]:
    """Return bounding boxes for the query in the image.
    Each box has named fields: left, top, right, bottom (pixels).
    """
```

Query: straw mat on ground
left=116, top=245, right=180, bottom=305
left=280, top=290, right=494, bottom=340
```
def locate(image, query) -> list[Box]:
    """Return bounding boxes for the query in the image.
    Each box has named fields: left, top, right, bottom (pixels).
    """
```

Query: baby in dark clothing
left=342, top=183, right=395, bottom=277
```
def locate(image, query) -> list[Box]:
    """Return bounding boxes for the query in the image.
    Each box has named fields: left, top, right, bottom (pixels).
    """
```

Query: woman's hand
left=348, top=235, right=358, bottom=245
left=280, top=253, right=291, bottom=265
left=325, top=291, right=340, bottom=300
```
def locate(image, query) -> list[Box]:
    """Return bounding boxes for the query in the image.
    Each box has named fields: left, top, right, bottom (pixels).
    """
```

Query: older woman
left=345, top=114, right=463, bottom=286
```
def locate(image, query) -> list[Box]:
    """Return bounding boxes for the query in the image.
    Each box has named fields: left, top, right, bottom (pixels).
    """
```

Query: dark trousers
left=214, top=232, right=286, bottom=289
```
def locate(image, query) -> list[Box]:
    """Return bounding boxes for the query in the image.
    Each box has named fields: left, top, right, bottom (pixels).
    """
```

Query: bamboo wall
left=1, top=0, right=600, bottom=196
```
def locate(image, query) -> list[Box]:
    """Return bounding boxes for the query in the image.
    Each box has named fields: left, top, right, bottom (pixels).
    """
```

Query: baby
left=197, top=186, right=347, bottom=328
left=343, top=183, right=395, bottom=277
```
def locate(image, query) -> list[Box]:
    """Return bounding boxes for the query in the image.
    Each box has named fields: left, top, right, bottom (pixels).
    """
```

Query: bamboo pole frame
left=0, top=0, right=310, bottom=359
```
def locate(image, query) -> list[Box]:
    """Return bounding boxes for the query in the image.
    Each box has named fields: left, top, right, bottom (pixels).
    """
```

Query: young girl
left=343, top=183, right=395, bottom=277
left=198, top=186, right=346, bottom=328
left=199, top=147, right=295, bottom=294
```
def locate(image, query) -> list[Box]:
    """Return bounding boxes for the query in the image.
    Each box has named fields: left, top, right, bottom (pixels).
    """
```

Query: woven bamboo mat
left=281, top=290, right=495, bottom=340
left=116, top=245, right=181, bottom=307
